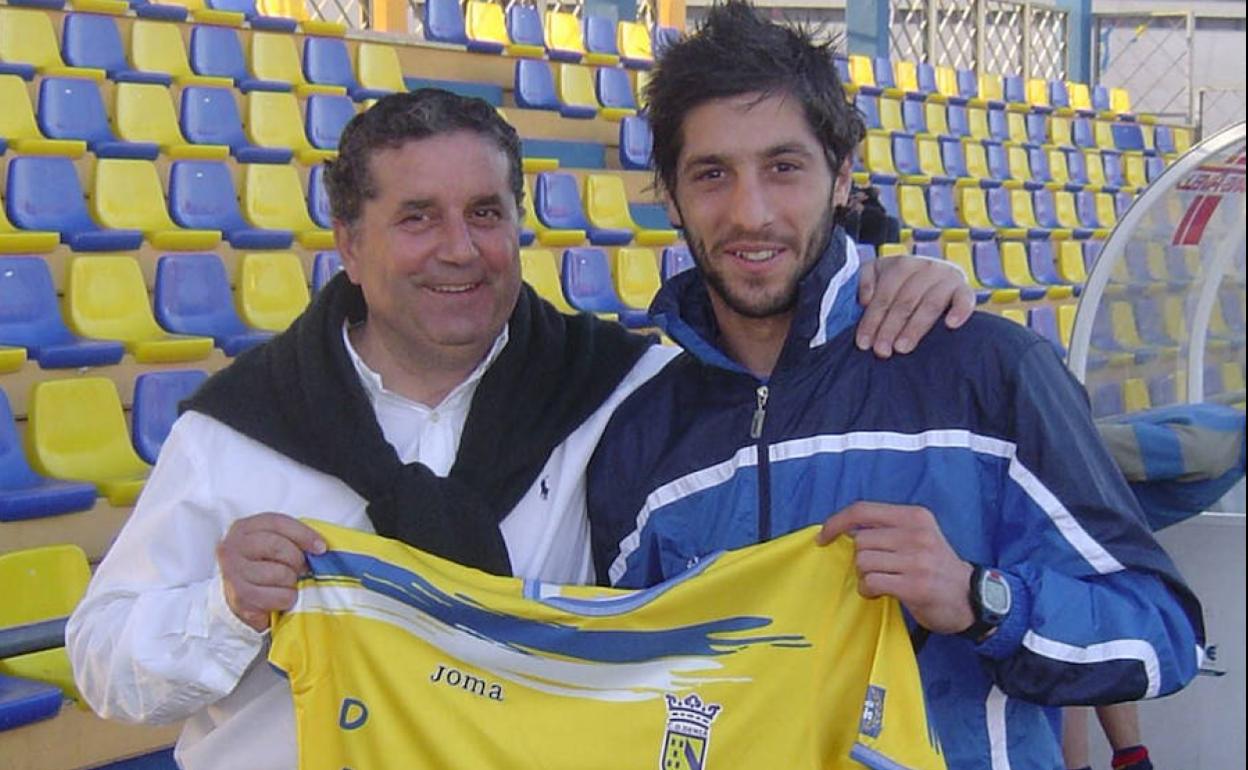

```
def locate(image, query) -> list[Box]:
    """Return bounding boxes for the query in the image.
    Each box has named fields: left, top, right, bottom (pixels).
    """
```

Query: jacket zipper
left=751, top=384, right=772, bottom=541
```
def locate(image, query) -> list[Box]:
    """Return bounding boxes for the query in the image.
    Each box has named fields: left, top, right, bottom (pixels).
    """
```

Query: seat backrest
left=582, top=14, right=618, bottom=57
left=90, top=158, right=178, bottom=232
left=250, top=32, right=308, bottom=87
left=130, top=19, right=194, bottom=79
left=307, top=165, right=332, bottom=228
left=924, top=102, right=948, bottom=136
left=1072, top=117, right=1095, bottom=148
left=241, top=163, right=316, bottom=230
left=356, top=42, right=405, bottom=93
left=613, top=247, right=659, bottom=310
left=0, top=545, right=91, bottom=627
left=237, top=251, right=309, bottom=332
left=0, top=74, right=46, bottom=142
left=963, top=140, right=991, bottom=181
left=37, top=77, right=115, bottom=144
left=1002, top=75, right=1025, bottom=104
left=153, top=252, right=249, bottom=338
left=985, top=186, right=1016, bottom=226
left=617, top=20, right=652, bottom=65
left=894, top=60, right=918, bottom=93
left=971, top=240, right=1008, bottom=287
left=660, top=244, right=694, bottom=281
left=0, top=7, right=67, bottom=70
left=901, top=99, right=926, bottom=134
left=878, top=96, right=903, bottom=132
left=535, top=172, right=591, bottom=230
left=619, top=115, right=653, bottom=170
left=181, top=86, right=249, bottom=149
left=519, top=248, right=575, bottom=313
left=5, top=156, right=95, bottom=234
left=862, top=131, right=895, bottom=175
left=114, top=82, right=187, bottom=147
left=556, top=63, right=599, bottom=110
left=914, top=135, right=944, bottom=178
left=583, top=173, right=635, bottom=231
left=62, top=12, right=126, bottom=74
left=978, top=73, right=1003, bottom=102
left=897, top=185, right=932, bottom=228
left=855, top=93, right=881, bottom=130
left=946, top=103, right=969, bottom=137
left=303, top=36, right=358, bottom=89
left=847, top=54, right=874, bottom=88
left=131, top=369, right=209, bottom=464
left=545, top=10, right=586, bottom=56
left=1068, top=81, right=1092, bottom=111
left=27, top=376, right=150, bottom=482
left=66, top=255, right=164, bottom=342
left=561, top=246, right=622, bottom=312
left=1006, top=144, right=1031, bottom=182
left=0, top=256, right=75, bottom=349
left=891, top=134, right=921, bottom=176
left=595, top=67, right=635, bottom=111
left=955, top=68, right=978, bottom=99
left=1, top=389, right=43, bottom=490
left=1026, top=239, right=1062, bottom=283
left=925, top=184, right=959, bottom=229
left=306, top=93, right=355, bottom=150
left=466, top=1, right=509, bottom=48
left=424, top=0, right=468, bottom=45
left=312, top=250, right=343, bottom=292
left=967, top=106, right=989, bottom=139
left=246, top=90, right=312, bottom=151
left=189, top=25, right=247, bottom=81
left=938, top=136, right=967, bottom=177
left=168, top=160, right=248, bottom=231
left=506, top=5, right=544, bottom=48
left=984, top=140, right=1010, bottom=180
left=1031, top=188, right=1059, bottom=228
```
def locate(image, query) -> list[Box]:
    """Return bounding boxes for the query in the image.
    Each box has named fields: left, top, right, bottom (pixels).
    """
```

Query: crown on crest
left=663, top=693, right=722, bottom=733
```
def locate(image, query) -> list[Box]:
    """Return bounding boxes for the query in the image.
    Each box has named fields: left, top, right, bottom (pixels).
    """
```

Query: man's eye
left=774, top=161, right=799, bottom=173
left=694, top=169, right=724, bottom=182
left=473, top=208, right=503, bottom=220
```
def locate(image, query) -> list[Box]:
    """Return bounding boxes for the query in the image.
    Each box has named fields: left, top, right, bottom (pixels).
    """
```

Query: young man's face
left=668, top=92, right=848, bottom=320
left=335, top=130, right=522, bottom=359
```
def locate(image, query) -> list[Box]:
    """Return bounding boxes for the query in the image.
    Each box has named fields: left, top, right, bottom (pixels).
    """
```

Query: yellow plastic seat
left=1123, top=154, right=1148, bottom=189
left=1093, top=120, right=1114, bottom=149
left=915, top=135, right=947, bottom=179
left=942, top=242, right=991, bottom=296
left=879, top=96, right=904, bottom=132
left=1095, top=192, right=1118, bottom=228
left=863, top=131, right=897, bottom=177
left=617, top=21, right=654, bottom=68
left=1001, top=308, right=1027, bottom=326
left=977, top=73, right=1003, bottom=103
left=1006, top=112, right=1028, bottom=144
left=256, top=0, right=346, bottom=36
left=114, top=82, right=229, bottom=160
left=241, top=164, right=335, bottom=249
left=130, top=20, right=233, bottom=87
left=1049, top=115, right=1073, bottom=147
left=1047, top=148, right=1073, bottom=189
left=465, top=1, right=513, bottom=54
left=1055, top=302, right=1076, bottom=348
left=956, top=187, right=997, bottom=231
left=0, top=75, right=87, bottom=157
left=1172, top=127, right=1192, bottom=154
left=1007, top=145, right=1032, bottom=182
left=894, top=61, right=919, bottom=95
left=924, top=102, right=949, bottom=136
left=1083, top=150, right=1107, bottom=189
left=0, top=8, right=105, bottom=80
left=520, top=248, right=575, bottom=313
left=584, top=174, right=677, bottom=246
left=1011, top=188, right=1071, bottom=241
left=634, top=69, right=650, bottom=111
left=91, top=159, right=222, bottom=251
left=0, top=545, right=91, bottom=699
left=898, top=184, right=962, bottom=241
left=161, top=0, right=245, bottom=25
left=523, top=178, right=583, bottom=248
left=0, top=345, right=26, bottom=373
left=612, top=247, right=660, bottom=311
left=1, top=196, right=61, bottom=254
left=67, top=255, right=214, bottom=365
left=967, top=107, right=990, bottom=139
left=237, top=252, right=309, bottom=332
left=934, top=65, right=959, bottom=100
left=560, top=63, right=634, bottom=121
left=545, top=11, right=589, bottom=63
left=1025, top=78, right=1049, bottom=109
left=27, top=377, right=151, bottom=505
left=246, top=91, right=337, bottom=164
left=250, top=32, right=346, bottom=97
left=356, top=43, right=405, bottom=94
left=848, top=55, right=875, bottom=89
left=1109, top=87, right=1132, bottom=115
left=962, top=139, right=991, bottom=181
left=1068, top=82, right=1092, bottom=112
left=1000, top=240, right=1070, bottom=299
left=1054, top=192, right=1107, bottom=239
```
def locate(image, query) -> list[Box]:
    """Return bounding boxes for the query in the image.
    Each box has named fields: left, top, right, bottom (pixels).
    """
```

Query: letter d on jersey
left=338, top=698, right=369, bottom=730
left=660, top=693, right=722, bottom=770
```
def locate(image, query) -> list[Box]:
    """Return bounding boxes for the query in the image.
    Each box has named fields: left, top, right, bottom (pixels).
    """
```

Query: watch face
left=981, top=572, right=1011, bottom=614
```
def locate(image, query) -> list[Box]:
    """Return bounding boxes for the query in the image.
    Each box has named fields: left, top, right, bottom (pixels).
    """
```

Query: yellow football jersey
left=270, top=521, right=945, bottom=770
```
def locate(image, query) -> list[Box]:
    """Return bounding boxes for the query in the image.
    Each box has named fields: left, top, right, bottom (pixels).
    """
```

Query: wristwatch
left=959, top=565, right=1011, bottom=643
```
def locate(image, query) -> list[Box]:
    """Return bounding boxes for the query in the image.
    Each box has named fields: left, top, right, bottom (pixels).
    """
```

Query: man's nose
left=440, top=215, right=479, bottom=263
left=726, top=174, right=774, bottom=234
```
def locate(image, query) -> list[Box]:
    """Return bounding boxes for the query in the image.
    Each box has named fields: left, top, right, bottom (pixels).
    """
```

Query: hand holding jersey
left=218, top=512, right=328, bottom=632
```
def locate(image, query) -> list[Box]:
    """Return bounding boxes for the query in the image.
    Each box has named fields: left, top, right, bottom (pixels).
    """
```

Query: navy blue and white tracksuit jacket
left=587, top=231, right=1204, bottom=770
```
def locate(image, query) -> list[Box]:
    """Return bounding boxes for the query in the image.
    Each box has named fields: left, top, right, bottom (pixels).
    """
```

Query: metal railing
left=890, top=0, right=1066, bottom=81
left=1093, top=12, right=1192, bottom=124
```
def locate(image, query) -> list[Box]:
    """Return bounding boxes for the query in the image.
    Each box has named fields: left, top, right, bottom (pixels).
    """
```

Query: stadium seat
left=942, top=242, right=991, bottom=304
left=115, top=82, right=230, bottom=160
left=2, top=255, right=127, bottom=369
left=584, top=174, right=676, bottom=247
left=0, top=75, right=85, bottom=157
left=924, top=102, right=949, bottom=136
left=37, top=77, right=159, bottom=159
left=463, top=1, right=510, bottom=56
left=249, top=33, right=345, bottom=98
left=1064, top=149, right=1091, bottom=188
left=926, top=183, right=985, bottom=239
left=915, top=62, right=938, bottom=97
left=892, top=134, right=926, bottom=181
left=1025, top=239, right=1076, bottom=297
left=0, top=193, right=61, bottom=254
left=914, top=135, right=951, bottom=183
left=27, top=378, right=151, bottom=505
left=306, top=94, right=356, bottom=151
left=423, top=0, right=470, bottom=46
left=0, top=544, right=91, bottom=698
left=1095, top=191, right=1119, bottom=228
left=241, top=164, right=334, bottom=248
left=189, top=25, right=289, bottom=93
left=972, top=240, right=1044, bottom=302
left=873, top=57, right=896, bottom=90
left=311, top=250, right=343, bottom=292
left=617, top=20, right=653, bottom=69
left=504, top=5, right=546, bottom=59
left=619, top=116, right=653, bottom=171
left=561, top=247, right=648, bottom=327
left=596, top=67, right=638, bottom=121
left=1144, top=154, right=1165, bottom=183
left=862, top=131, right=898, bottom=183
left=0, top=673, right=61, bottom=731
left=61, top=13, right=169, bottom=85
left=6, top=156, right=143, bottom=251
left=1011, top=188, right=1069, bottom=239
left=878, top=96, right=904, bottom=132
left=1025, top=146, right=1053, bottom=186
left=653, top=25, right=682, bottom=58
left=355, top=43, right=405, bottom=94
left=960, top=140, right=993, bottom=184
left=131, top=369, right=209, bottom=463
left=153, top=252, right=273, bottom=355
left=1027, top=304, right=1065, bottom=355
left=938, top=137, right=970, bottom=180
left=246, top=91, right=337, bottom=164
left=984, top=141, right=1013, bottom=185
left=1092, top=120, right=1115, bottom=150
left=660, top=244, right=693, bottom=281
left=0, top=8, right=104, bottom=80
left=988, top=106, right=1009, bottom=142
left=902, top=99, right=927, bottom=134
left=67, top=254, right=215, bottom=363
left=612, top=247, right=660, bottom=312
left=237, top=251, right=309, bottom=332
left=984, top=187, right=1027, bottom=236
left=519, top=248, right=574, bottom=313
left=130, top=20, right=233, bottom=87
left=847, top=55, right=879, bottom=94
left=856, top=93, right=882, bottom=131
left=1, top=389, right=100, bottom=521
left=1025, top=112, right=1048, bottom=145
left=946, top=103, right=970, bottom=137
left=535, top=172, right=623, bottom=245
left=956, top=186, right=999, bottom=235
left=1049, top=114, right=1073, bottom=147
left=1002, top=75, right=1026, bottom=105
left=181, top=86, right=293, bottom=164
left=1153, top=125, right=1176, bottom=155
left=1072, top=117, right=1096, bottom=148
left=307, top=165, right=332, bottom=229
left=207, top=0, right=298, bottom=30
left=555, top=64, right=602, bottom=120
left=896, top=185, right=942, bottom=241
left=514, top=59, right=562, bottom=112
left=582, top=15, right=620, bottom=67
left=91, top=159, right=221, bottom=250
left=545, top=10, right=587, bottom=63
left=967, top=107, right=991, bottom=139
left=302, top=37, right=386, bottom=101
left=168, top=160, right=292, bottom=249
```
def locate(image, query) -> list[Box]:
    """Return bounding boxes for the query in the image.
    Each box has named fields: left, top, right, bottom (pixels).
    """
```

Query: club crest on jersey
left=859, top=684, right=886, bottom=739
left=659, top=692, right=722, bottom=770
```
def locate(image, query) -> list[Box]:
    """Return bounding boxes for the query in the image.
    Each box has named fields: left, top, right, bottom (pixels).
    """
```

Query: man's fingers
left=239, top=513, right=327, bottom=556
left=857, top=257, right=878, bottom=307
left=238, top=559, right=301, bottom=591
left=234, top=585, right=299, bottom=616
left=946, top=283, right=976, bottom=328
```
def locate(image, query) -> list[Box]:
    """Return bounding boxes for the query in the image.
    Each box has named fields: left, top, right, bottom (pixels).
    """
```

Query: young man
left=66, top=89, right=970, bottom=770
left=586, top=4, right=1205, bottom=769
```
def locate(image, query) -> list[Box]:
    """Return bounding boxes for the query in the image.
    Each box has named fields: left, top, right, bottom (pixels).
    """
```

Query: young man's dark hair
left=645, top=0, right=866, bottom=196
left=323, top=88, right=525, bottom=225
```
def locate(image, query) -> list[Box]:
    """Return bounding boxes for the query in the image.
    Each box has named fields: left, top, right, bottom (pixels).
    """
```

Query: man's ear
left=832, top=156, right=853, bottom=207
left=665, top=195, right=683, bottom=229
left=332, top=220, right=362, bottom=284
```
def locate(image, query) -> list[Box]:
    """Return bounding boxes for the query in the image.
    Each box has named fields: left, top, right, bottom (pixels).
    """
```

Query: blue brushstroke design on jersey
left=305, top=550, right=809, bottom=663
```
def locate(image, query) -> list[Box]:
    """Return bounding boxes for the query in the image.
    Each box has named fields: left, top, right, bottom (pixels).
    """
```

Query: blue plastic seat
left=1072, top=117, right=1095, bottom=148
left=582, top=15, right=620, bottom=63
left=167, top=160, right=293, bottom=249
left=0, top=256, right=126, bottom=368
left=506, top=5, right=545, bottom=52
left=902, top=99, right=926, bottom=133
left=619, top=116, right=653, bottom=171
left=37, top=77, right=158, bottom=159
left=180, top=86, right=292, bottom=164
left=1115, top=190, right=1135, bottom=219
left=153, top=253, right=273, bottom=356
left=305, top=94, right=355, bottom=150
left=928, top=184, right=992, bottom=240
left=1002, top=75, right=1025, bottom=104
left=62, top=13, right=171, bottom=85
left=892, top=134, right=922, bottom=177
left=939, top=137, right=969, bottom=179
left=1144, top=155, right=1165, bottom=182
left=424, top=0, right=469, bottom=46
left=303, top=37, right=388, bottom=101
left=6, top=156, right=143, bottom=251
left=856, top=93, right=881, bottom=130
left=660, top=244, right=694, bottom=281
left=872, top=57, right=895, bottom=89
left=1027, top=305, right=1065, bottom=355
left=946, top=103, right=969, bottom=137
left=1091, top=85, right=1111, bottom=112
left=652, top=25, right=681, bottom=58
left=0, top=673, right=62, bottom=729
left=972, top=240, right=1046, bottom=301
left=312, top=250, right=343, bottom=292
left=1110, top=122, right=1145, bottom=152
left=307, top=166, right=332, bottom=229
left=1064, top=148, right=1090, bottom=187
left=189, top=26, right=288, bottom=93
left=514, top=59, right=560, bottom=111
left=206, top=0, right=296, bottom=31
left=873, top=181, right=900, bottom=221
left=1026, top=239, right=1074, bottom=291
left=560, top=247, right=648, bottom=327
left=1, top=389, right=98, bottom=522
left=1025, top=112, right=1048, bottom=144
left=985, top=186, right=1022, bottom=228
left=131, top=369, right=209, bottom=464
left=915, top=63, right=937, bottom=95
left=1153, top=126, right=1176, bottom=154
left=1027, top=146, right=1052, bottom=185
left=596, top=67, right=637, bottom=114
left=536, top=173, right=630, bottom=247
left=987, top=106, right=1009, bottom=141
left=984, top=141, right=1012, bottom=183
left=1103, top=151, right=1126, bottom=190
left=956, top=68, right=978, bottom=99
left=128, top=0, right=189, bottom=21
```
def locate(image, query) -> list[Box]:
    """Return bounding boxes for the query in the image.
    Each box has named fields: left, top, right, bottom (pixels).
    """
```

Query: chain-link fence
left=888, top=0, right=1066, bottom=80
left=1199, top=88, right=1248, bottom=139
left=310, top=0, right=367, bottom=29
left=1094, top=13, right=1191, bottom=124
